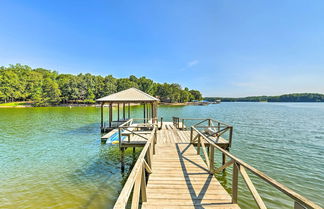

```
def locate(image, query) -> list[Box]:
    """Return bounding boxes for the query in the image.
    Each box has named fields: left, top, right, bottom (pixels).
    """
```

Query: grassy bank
left=0, top=102, right=32, bottom=108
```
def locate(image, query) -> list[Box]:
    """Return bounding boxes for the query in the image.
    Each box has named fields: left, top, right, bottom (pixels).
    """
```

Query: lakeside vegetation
left=0, top=64, right=202, bottom=106
left=205, top=93, right=324, bottom=102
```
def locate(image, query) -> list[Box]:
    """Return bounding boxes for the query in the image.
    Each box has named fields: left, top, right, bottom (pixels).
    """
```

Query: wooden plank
left=144, top=131, right=237, bottom=209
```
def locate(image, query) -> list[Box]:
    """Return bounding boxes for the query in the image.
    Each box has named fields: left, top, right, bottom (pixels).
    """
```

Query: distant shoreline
left=2, top=101, right=324, bottom=108
left=204, top=93, right=324, bottom=103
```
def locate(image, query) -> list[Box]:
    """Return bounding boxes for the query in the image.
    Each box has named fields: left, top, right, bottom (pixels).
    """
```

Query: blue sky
left=0, top=0, right=324, bottom=97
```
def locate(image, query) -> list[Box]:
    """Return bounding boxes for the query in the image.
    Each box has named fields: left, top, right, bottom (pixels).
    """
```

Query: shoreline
left=0, top=102, right=192, bottom=108
left=2, top=101, right=323, bottom=108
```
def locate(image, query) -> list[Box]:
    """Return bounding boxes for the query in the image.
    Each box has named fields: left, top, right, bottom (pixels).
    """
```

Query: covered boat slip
left=96, top=88, right=159, bottom=133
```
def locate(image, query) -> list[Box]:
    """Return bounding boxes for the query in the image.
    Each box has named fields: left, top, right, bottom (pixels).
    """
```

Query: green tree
left=190, top=90, right=202, bottom=101
left=43, top=78, right=61, bottom=104
left=137, top=76, right=156, bottom=95
left=0, top=64, right=204, bottom=105
left=117, top=78, right=138, bottom=91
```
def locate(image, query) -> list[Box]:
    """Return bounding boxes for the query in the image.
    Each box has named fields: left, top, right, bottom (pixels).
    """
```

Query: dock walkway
left=114, top=121, right=322, bottom=209
left=117, top=122, right=239, bottom=209
left=143, top=132, right=239, bottom=208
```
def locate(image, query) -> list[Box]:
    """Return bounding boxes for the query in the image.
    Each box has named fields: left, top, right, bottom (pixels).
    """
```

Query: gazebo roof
left=96, top=88, right=159, bottom=103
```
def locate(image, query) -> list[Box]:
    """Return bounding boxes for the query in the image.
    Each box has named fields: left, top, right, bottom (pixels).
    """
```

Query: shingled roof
left=96, top=88, right=159, bottom=102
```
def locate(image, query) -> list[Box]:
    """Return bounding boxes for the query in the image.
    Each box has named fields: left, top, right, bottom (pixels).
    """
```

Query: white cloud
left=187, top=60, right=199, bottom=67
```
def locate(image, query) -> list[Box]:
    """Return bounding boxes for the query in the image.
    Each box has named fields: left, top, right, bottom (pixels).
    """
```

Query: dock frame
left=111, top=118, right=321, bottom=209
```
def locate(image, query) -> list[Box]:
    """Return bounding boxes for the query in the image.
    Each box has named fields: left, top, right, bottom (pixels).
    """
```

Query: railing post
left=209, top=145, right=214, bottom=174
left=141, top=164, right=147, bottom=202
left=222, top=152, right=226, bottom=172
left=232, top=162, right=239, bottom=204
left=177, top=117, right=179, bottom=128
left=147, top=145, right=152, bottom=169
left=218, top=122, right=220, bottom=131
left=182, top=119, right=184, bottom=130
left=208, top=118, right=211, bottom=127
left=197, top=135, right=201, bottom=155
left=229, top=126, right=233, bottom=148
left=118, top=127, right=122, bottom=147
left=100, top=103, right=104, bottom=132
left=153, top=127, right=157, bottom=154
left=190, top=127, right=193, bottom=144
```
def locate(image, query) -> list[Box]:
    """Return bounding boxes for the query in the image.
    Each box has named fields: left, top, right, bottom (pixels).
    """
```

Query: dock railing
left=173, top=117, right=233, bottom=147
left=113, top=125, right=157, bottom=209
left=191, top=125, right=322, bottom=209
left=118, top=118, right=158, bottom=146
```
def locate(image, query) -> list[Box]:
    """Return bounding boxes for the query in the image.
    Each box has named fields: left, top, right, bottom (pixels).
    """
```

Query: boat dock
left=114, top=120, right=237, bottom=209
left=95, top=88, right=322, bottom=209
left=110, top=119, right=321, bottom=209
left=142, top=122, right=237, bottom=209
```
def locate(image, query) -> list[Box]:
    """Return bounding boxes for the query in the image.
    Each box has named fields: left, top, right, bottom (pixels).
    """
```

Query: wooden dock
left=141, top=122, right=238, bottom=208
left=95, top=88, right=321, bottom=209
left=112, top=120, right=322, bottom=209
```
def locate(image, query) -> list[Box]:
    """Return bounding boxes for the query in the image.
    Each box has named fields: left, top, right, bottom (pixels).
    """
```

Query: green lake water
left=0, top=103, right=323, bottom=208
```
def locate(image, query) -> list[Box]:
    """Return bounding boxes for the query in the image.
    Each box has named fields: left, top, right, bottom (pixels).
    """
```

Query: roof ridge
left=131, top=87, right=157, bottom=99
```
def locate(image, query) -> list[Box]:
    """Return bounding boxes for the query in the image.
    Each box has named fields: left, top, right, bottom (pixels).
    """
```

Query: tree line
left=0, top=64, right=202, bottom=106
left=204, top=93, right=324, bottom=102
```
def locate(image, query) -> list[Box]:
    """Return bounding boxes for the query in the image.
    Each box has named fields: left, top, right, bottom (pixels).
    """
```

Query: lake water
left=0, top=103, right=323, bottom=208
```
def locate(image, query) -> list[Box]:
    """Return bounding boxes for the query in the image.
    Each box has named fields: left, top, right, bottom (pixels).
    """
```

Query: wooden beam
left=100, top=103, right=103, bottom=129
left=140, top=164, right=147, bottom=202
left=143, top=103, right=146, bottom=123
left=197, top=135, right=201, bottom=155
left=131, top=171, right=141, bottom=209
left=144, top=160, right=152, bottom=174
left=109, top=103, right=112, bottom=127
left=240, top=166, right=267, bottom=209
left=232, top=163, right=238, bottom=204
left=123, top=103, right=125, bottom=120
left=209, top=145, right=214, bottom=173
left=151, top=102, right=154, bottom=122
left=117, top=103, right=120, bottom=121
left=214, top=159, right=234, bottom=173
left=200, top=138, right=210, bottom=169
left=229, top=126, right=233, bottom=147
left=222, top=152, right=226, bottom=171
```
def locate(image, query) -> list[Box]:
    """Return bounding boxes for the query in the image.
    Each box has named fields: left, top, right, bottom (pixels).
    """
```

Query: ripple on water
left=1, top=104, right=324, bottom=208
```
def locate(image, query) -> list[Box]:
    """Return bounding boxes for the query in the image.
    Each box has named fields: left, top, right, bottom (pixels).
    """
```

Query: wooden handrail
left=113, top=126, right=157, bottom=209
left=118, top=119, right=156, bottom=145
left=185, top=118, right=233, bottom=147
left=191, top=126, right=322, bottom=209
left=178, top=118, right=231, bottom=127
